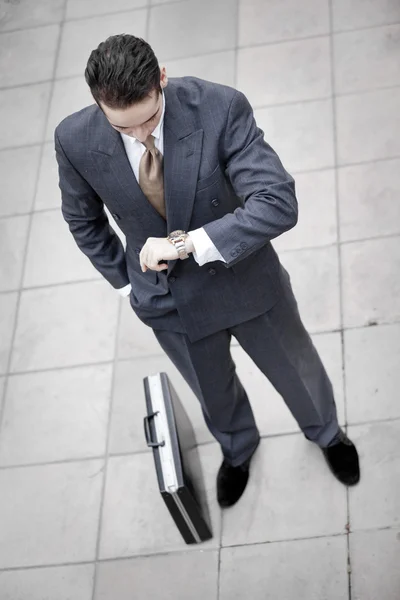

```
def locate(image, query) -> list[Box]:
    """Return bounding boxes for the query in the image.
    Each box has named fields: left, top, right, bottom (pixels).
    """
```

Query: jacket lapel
left=163, top=88, right=203, bottom=232
left=89, top=110, right=167, bottom=237
left=89, top=83, right=204, bottom=248
left=163, top=83, right=203, bottom=272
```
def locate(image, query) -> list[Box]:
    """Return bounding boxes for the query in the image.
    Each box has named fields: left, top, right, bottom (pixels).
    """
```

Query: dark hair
left=85, top=34, right=161, bottom=109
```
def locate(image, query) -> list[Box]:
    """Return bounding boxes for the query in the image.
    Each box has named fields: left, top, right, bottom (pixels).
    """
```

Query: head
left=85, top=34, right=167, bottom=142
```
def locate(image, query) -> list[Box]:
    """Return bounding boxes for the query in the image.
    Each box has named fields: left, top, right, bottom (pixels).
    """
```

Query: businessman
left=56, top=34, right=360, bottom=508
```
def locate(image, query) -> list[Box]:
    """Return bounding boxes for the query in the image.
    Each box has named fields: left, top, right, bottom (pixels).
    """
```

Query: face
left=100, top=67, right=168, bottom=143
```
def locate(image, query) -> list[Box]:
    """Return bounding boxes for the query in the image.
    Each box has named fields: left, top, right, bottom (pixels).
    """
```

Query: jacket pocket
left=196, top=165, right=221, bottom=192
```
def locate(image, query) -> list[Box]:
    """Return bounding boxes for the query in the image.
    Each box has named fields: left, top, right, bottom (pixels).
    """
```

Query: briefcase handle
left=144, top=412, right=166, bottom=448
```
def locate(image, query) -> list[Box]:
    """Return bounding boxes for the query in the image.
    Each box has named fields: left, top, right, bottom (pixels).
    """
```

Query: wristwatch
left=167, top=230, right=189, bottom=260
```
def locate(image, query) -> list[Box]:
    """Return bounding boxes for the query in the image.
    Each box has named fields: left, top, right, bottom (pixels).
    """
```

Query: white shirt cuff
left=188, top=228, right=227, bottom=267
left=117, top=283, right=132, bottom=297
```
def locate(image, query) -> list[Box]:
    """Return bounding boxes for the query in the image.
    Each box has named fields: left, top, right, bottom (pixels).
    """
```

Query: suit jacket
left=55, top=77, right=298, bottom=342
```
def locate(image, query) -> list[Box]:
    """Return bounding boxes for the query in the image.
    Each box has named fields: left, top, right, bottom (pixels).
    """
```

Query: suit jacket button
left=112, top=213, right=121, bottom=221
left=135, top=247, right=141, bottom=255
left=208, top=268, right=216, bottom=275
left=169, top=276, right=177, bottom=283
left=211, top=198, right=220, bottom=207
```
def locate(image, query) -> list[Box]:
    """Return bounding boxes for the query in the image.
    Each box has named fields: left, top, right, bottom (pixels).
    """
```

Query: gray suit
left=56, top=77, right=339, bottom=465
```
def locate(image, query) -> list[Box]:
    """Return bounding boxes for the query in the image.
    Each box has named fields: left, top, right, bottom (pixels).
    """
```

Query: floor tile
left=0, top=0, right=64, bottom=33
left=274, top=169, right=337, bottom=252
left=350, top=528, right=400, bottom=600
left=0, top=364, right=112, bottom=465
left=0, top=25, right=59, bottom=88
left=237, top=37, right=331, bottom=108
left=0, top=459, right=103, bottom=568
left=149, top=0, right=236, bottom=61
left=99, top=443, right=221, bottom=558
left=0, top=292, right=18, bottom=375
left=110, top=356, right=212, bottom=455
left=0, top=564, right=95, bottom=600
left=220, top=536, right=348, bottom=600
left=334, top=24, right=400, bottom=95
left=336, top=87, right=400, bottom=165
left=56, top=9, right=148, bottom=79
left=332, top=0, right=400, bottom=32
left=221, top=435, right=347, bottom=546
left=34, top=142, right=61, bottom=210
left=238, top=0, right=329, bottom=46
left=11, top=281, right=119, bottom=372
left=233, top=331, right=345, bottom=437
left=348, top=421, right=400, bottom=531
left=117, top=299, right=163, bottom=359
left=23, top=210, right=101, bottom=287
left=0, top=82, right=51, bottom=149
left=66, top=0, right=147, bottom=20
left=0, top=145, right=41, bottom=216
left=338, top=158, right=400, bottom=242
left=95, top=550, right=218, bottom=600
left=0, top=215, right=30, bottom=291
left=255, top=99, right=334, bottom=172
left=345, top=323, right=400, bottom=424
left=279, top=245, right=341, bottom=333
left=163, top=50, right=236, bottom=87
left=46, top=76, right=94, bottom=141
left=342, top=236, right=400, bottom=328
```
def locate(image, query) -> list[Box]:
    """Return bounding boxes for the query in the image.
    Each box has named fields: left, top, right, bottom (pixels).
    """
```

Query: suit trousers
left=153, top=268, right=340, bottom=467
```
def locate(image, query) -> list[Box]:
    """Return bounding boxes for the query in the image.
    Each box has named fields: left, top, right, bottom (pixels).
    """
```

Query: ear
left=160, top=66, right=168, bottom=88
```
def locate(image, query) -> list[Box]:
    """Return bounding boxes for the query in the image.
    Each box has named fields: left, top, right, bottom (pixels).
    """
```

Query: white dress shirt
left=117, top=92, right=225, bottom=297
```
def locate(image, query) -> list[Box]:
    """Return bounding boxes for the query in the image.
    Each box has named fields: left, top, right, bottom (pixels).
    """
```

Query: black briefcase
left=143, top=372, right=213, bottom=544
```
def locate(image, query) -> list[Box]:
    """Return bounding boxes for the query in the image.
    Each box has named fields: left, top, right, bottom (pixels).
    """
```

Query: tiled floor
left=0, top=0, right=399, bottom=598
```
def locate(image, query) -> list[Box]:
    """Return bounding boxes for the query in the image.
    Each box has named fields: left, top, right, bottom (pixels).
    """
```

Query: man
left=56, top=34, right=360, bottom=508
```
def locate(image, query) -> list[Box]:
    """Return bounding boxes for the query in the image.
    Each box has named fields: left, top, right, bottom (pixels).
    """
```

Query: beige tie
left=138, top=135, right=166, bottom=219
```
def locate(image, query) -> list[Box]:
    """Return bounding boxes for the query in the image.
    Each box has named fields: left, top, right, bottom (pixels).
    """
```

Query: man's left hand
left=140, top=237, right=178, bottom=272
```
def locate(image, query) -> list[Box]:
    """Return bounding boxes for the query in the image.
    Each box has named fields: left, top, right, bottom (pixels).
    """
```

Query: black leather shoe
left=322, top=431, right=360, bottom=486
left=217, top=460, right=250, bottom=508
left=217, top=440, right=260, bottom=508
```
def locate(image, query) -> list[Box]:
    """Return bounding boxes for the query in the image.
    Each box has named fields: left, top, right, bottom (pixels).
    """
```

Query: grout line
left=0, top=141, right=47, bottom=153
left=0, top=454, right=106, bottom=472
left=277, top=231, right=400, bottom=255
left=0, top=9, right=398, bottom=36
left=1, top=523, right=398, bottom=573
left=64, top=3, right=150, bottom=24
left=150, top=0, right=190, bottom=9
left=2, top=316, right=400, bottom=379
left=4, top=359, right=114, bottom=378
left=2, top=315, right=400, bottom=378
left=1, top=69, right=399, bottom=106
left=328, top=5, right=351, bottom=600
left=218, top=9, right=240, bottom=595
left=1, top=147, right=400, bottom=174
left=0, top=20, right=61, bottom=36
left=0, top=0, right=68, bottom=445
left=346, top=486, right=352, bottom=600
left=0, top=78, right=56, bottom=92
left=233, top=0, right=239, bottom=90
left=91, top=296, right=123, bottom=600
left=332, top=19, right=400, bottom=36
left=2, top=415, right=400, bottom=471
left=144, top=0, right=151, bottom=41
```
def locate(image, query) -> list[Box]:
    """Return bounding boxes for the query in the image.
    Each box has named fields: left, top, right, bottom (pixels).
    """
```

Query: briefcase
left=143, top=372, right=213, bottom=544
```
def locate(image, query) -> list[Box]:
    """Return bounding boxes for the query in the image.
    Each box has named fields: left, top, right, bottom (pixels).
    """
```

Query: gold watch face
left=169, top=230, right=186, bottom=238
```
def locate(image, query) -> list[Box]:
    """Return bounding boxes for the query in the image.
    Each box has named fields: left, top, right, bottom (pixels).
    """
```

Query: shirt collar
left=122, top=90, right=165, bottom=145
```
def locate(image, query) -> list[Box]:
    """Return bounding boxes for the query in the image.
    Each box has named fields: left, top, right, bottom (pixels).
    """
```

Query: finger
left=140, top=256, right=147, bottom=272
left=155, top=263, right=168, bottom=271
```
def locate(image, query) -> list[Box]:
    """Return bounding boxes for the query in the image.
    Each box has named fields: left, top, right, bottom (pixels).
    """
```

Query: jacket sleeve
left=55, top=129, right=130, bottom=289
left=203, top=90, right=298, bottom=266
